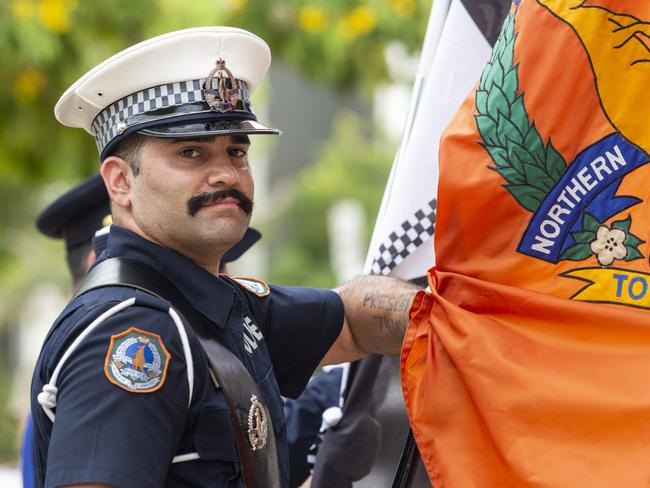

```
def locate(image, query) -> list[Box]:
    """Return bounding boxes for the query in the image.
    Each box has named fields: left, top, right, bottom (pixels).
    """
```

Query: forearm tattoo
left=339, top=276, right=419, bottom=355
left=373, top=315, right=407, bottom=339
left=363, top=291, right=412, bottom=313
left=363, top=290, right=412, bottom=340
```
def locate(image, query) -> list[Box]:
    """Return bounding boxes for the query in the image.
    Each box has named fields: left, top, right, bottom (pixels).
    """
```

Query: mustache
left=186, top=188, right=254, bottom=217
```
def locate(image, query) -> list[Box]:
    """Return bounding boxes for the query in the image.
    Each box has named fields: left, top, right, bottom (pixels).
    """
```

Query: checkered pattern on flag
left=365, top=0, right=505, bottom=280
left=369, top=199, right=436, bottom=276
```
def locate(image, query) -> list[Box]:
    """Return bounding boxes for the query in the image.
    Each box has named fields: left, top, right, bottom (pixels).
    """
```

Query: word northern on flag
left=401, top=1, right=650, bottom=487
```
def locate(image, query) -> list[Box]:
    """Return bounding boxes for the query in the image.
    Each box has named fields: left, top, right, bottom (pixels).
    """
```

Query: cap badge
left=247, top=394, right=268, bottom=451
left=203, top=59, right=241, bottom=113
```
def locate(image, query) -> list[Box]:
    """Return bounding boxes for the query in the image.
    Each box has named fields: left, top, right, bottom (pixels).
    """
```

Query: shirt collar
left=101, top=225, right=235, bottom=328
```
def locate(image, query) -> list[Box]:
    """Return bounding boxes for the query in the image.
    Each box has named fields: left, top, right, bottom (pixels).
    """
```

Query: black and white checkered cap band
left=91, top=78, right=251, bottom=154
left=369, top=199, right=437, bottom=276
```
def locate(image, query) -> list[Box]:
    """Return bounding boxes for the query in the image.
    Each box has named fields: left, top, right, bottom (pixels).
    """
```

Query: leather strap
left=75, top=257, right=281, bottom=488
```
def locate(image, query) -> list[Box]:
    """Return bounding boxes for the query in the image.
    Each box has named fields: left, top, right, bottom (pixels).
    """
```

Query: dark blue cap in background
left=36, top=174, right=110, bottom=251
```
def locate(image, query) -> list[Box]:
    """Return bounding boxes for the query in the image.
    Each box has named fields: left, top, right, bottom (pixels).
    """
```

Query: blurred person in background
left=27, top=173, right=110, bottom=488
left=284, top=365, right=344, bottom=488
left=36, top=174, right=111, bottom=290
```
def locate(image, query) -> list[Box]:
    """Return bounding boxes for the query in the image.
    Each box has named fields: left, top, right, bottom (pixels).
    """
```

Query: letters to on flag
left=401, top=1, right=650, bottom=486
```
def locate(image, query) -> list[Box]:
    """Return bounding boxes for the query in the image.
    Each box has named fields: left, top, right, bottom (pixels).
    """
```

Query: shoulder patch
left=104, top=327, right=170, bottom=393
left=232, top=276, right=271, bottom=297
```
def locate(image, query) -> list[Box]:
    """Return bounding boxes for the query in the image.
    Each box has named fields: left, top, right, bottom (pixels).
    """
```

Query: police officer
left=21, top=174, right=109, bottom=488
left=36, top=174, right=111, bottom=288
left=31, top=27, right=418, bottom=488
left=28, top=173, right=263, bottom=487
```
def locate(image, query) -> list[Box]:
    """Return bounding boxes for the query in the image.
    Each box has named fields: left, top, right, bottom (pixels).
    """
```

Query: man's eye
left=179, top=149, right=200, bottom=158
left=228, top=148, right=247, bottom=158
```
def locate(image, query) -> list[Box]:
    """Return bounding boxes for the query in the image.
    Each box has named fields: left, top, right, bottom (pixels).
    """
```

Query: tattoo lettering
left=363, top=291, right=411, bottom=313
left=373, top=314, right=407, bottom=339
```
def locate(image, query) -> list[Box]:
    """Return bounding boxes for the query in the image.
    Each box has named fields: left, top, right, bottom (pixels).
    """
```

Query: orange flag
left=401, top=1, right=650, bottom=486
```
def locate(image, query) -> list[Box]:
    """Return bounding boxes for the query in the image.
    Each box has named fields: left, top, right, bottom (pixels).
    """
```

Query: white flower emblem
left=590, top=225, right=627, bottom=266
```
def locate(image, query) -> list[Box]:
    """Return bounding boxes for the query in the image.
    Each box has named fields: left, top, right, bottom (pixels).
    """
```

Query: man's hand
left=320, top=276, right=420, bottom=365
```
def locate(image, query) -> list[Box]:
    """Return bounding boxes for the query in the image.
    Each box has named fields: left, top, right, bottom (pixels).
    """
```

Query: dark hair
left=109, top=133, right=147, bottom=175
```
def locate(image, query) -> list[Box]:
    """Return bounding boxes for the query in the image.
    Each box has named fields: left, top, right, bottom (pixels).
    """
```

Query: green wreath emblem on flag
left=474, top=8, right=644, bottom=266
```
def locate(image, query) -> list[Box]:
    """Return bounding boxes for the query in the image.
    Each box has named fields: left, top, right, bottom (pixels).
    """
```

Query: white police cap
left=55, top=26, right=281, bottom=160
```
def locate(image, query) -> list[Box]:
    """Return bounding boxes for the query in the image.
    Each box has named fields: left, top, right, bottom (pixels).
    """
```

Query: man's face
left=128, top=134, right=254, bottom=266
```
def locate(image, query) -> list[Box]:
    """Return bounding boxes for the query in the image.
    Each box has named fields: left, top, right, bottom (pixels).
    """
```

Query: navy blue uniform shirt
left=31, top=225, right=344, bottom=488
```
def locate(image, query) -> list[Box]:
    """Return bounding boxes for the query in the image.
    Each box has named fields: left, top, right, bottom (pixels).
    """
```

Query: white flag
left=315, top=5, right=513, bottom=487
left=366, top=0, right=507, bottom=280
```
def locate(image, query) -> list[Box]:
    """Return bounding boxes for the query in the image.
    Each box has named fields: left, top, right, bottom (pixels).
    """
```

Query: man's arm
left=321, top=276, right=420, bottom=365
left=42, top=305, right=189, bottom=488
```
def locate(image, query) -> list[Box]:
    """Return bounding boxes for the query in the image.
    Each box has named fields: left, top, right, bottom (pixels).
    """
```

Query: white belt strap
left=37, top=298, right=198, bottom=464
left=38, top=298, right=137, bottom=422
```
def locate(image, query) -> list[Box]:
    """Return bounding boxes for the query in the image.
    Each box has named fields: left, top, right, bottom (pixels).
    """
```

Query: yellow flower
left=339, top=6, right=376, bottom=40
left=12, top=0, right=37, bottom=20
left=102, top=214, right=113, bottom=227
left=39, top=0, right=77, bottom=33
left=390, top=0, right=415, bottom=17
left=13, top=69, right=46, bottom=103
left=298, top=5, right=327, bottom=33
left=224, top=0, right=247, bottom=10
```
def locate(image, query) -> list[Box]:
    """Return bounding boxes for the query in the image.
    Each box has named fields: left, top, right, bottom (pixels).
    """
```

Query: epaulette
left=231, top=276, right=271, bottom=297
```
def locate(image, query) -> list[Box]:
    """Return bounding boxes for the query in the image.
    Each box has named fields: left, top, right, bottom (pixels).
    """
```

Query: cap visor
left=138, top=119, right=282, bottom=138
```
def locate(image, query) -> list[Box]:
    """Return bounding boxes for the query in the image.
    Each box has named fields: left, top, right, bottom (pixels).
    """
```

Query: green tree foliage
left=0, top=0, right=429, bottom=180
left=0, top=0, right=430, bottom=268
left=266, top=111, right=395, bottom=288
left=225, top=0, right=430, bottom=89
left=0, top=367, right=18, bottom=463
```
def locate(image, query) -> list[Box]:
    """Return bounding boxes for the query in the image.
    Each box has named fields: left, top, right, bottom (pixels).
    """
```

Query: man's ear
left=100, top=156, right=133, bottom=209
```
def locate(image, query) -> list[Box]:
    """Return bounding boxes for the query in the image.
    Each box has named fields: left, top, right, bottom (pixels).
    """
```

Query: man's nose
left=206, top=156, right=239, bottom=187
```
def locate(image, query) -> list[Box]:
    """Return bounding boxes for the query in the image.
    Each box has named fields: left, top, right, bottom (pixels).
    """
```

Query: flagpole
left=391, top=429, right=421, bottom=488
